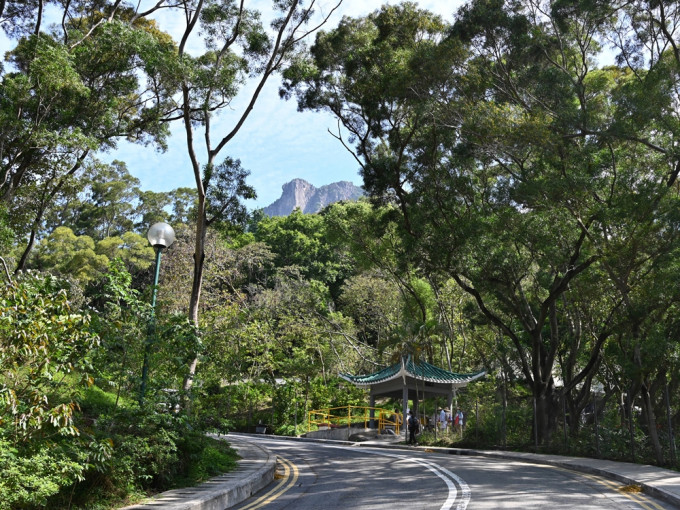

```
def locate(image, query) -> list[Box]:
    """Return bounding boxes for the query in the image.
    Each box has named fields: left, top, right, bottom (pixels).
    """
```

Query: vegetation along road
left=3, top=0, right=680, bottom=507
left=231, top=437, right=673, bottom=510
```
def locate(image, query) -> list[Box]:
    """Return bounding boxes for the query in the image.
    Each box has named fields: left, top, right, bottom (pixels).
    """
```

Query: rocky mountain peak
left=263, top=179, right=364, bottom=216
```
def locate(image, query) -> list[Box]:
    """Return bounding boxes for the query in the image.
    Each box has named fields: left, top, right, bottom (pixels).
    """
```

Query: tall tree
left=71, top=160, right=141, bottom=240
left=1, top=12, right=178, bottom=271
left=255, top=209, right=354, bottom=297
left=174, top=0, right=341, bottom=393
left=285, top=0, right=680, bottom=444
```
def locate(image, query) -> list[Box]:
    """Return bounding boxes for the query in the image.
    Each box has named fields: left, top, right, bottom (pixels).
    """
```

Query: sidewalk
left=120, top=435, right=276, bottom=510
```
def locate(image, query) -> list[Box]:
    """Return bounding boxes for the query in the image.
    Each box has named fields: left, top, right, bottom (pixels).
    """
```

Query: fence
left=308, top=406, right=401, bottom=434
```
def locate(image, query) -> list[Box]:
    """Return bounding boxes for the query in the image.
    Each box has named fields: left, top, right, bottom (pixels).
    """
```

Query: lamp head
left=147, top=222, right=175, bottom=249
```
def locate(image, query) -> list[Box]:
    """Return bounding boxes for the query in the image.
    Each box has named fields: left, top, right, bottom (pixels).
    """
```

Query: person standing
left=439, top=407, right=447, bottom=433
left=407, top=411, right=419, bottom=445
left=454, top=407, right=464, bottom=435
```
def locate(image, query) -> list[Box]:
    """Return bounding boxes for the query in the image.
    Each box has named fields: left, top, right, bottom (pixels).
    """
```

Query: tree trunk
left=182, top=227, right=205, bottom=392
left=181, top=147, right=209, bottom=393
left=534, top=380, right=558, bottom=445
left=641, top=384, right=664, bottom=465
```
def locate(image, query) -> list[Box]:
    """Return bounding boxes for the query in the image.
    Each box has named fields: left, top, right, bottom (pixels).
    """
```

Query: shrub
left=0, top=439, right=88, bottom=510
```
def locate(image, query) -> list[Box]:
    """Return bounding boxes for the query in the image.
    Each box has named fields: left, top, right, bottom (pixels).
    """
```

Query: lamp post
left=139, top=222, right=175, bottom=403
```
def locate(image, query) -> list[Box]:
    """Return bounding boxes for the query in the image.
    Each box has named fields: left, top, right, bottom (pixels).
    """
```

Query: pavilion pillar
left=369, top=392, right=376, bottom=429
left=448, top=386, right=455, bottom=411
left=402, top=384, right=409, bottom=437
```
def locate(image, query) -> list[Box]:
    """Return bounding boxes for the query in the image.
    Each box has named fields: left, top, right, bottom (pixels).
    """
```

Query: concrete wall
left=304, top=427, right=370, bottom=441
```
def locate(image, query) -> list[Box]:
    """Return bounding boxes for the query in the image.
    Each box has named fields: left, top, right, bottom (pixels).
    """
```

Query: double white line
left=240, top=446, right=470, bottom=510
left=409, top=456, right=472, bottom=510
left=336, top=446, right=471, bottom=510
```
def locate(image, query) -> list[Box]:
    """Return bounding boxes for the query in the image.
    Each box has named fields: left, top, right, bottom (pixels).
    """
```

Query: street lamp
left=139, top=222, right=175, bottom=403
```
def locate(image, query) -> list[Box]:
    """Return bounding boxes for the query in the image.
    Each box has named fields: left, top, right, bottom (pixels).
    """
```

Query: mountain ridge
left=263, top=178, right=364, bottom=216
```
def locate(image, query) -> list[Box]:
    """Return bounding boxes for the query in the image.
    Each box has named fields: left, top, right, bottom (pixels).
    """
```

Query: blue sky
left=1, top=0, right=461, bottom=210
left=124, top=0, right=462, bottom=210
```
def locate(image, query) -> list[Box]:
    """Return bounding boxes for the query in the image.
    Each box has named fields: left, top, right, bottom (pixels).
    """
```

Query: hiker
left=407, top=410, right=420, bottom=445
left=454, top=407, right=464, bottom=435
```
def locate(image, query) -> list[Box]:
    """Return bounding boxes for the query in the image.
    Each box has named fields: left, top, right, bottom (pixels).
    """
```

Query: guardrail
left=308, top=406, right=401, bottom=434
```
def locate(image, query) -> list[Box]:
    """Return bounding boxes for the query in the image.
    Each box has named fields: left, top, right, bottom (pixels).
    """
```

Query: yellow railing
left=308, top=406, right=401, bottom=434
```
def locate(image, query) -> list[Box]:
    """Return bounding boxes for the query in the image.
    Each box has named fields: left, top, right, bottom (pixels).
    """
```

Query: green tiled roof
left=340, top=355, right=485, bottom=386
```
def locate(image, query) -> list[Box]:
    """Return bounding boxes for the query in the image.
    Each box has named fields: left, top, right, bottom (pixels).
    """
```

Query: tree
left=338, top=271, right=402, bottom=349
left=1, top=13, right=178, bottom=272
left=168, top=187, right=199, bottom=227
left=286, top=0, right=680, bottom=445
left=0, top=273, right=105, bottom=509
left=89, top=258, right=150, bottom=408
left=135, top=190, right=172, bottom=230
left=95, top=231, right=155, bottom=273
left=76, top=161, right=141, bottom=238
left=553, top=0, right=680, bottom=463
left=34, top=227, right=110, bottom=283
left=173, top=0, right=341, bottom=394
left=0, top=271, right=99, bottom=443
left=255, top=209, right=354, bottom=297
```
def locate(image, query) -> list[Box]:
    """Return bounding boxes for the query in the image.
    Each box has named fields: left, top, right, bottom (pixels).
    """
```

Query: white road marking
left=328, top=445, right=471, bottom=510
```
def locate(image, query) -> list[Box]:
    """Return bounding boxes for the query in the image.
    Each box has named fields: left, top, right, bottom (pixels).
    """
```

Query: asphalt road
left=230, top=437, right=676, bottom=510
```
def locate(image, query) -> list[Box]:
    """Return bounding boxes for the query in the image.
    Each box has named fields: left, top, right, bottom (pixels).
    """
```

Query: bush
left=49, top=400, right=241, bottom=509
left=179, top=437, right=239, bottom=484
left=0, top=440, right=86, bottom=510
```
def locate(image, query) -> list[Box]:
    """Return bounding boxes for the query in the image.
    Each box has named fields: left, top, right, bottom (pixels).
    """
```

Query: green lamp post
left=139, top=222, right=175, bottom=403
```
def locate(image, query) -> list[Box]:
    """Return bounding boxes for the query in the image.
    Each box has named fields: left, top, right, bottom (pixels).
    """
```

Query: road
left=230, top=436, right=675, bottom=510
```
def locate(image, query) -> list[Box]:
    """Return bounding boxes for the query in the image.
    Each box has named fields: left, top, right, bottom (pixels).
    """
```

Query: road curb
left=120, top=435, right=276, bottom=510
left=466, top=450, right=680, bottom=509
left=231, top=433, right=680, bottom=509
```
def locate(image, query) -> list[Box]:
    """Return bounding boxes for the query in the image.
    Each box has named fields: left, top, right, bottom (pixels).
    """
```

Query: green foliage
left=96, top=231, right=155, bottom=273
left=0, top=272, right=109, bottom=508
left=0, top=271, right=99, bottom=442
left=155, top=314, right=203, bottom=389
left=177, top=437, right=239, bottom=485
left=42, top=385, right=240, bottom=509
left=254, top=209, right=354, bottom=294
left=205, top=157, right=257, bottom=231
left=1, top=15, right=178, bottom=271
left=69, top=160, right=141, bottom=240
left=0, top=439, right=88, bottom=510
left=0, top=204, right=13, bottom=256
left=35, top=227, right=109, bottom=283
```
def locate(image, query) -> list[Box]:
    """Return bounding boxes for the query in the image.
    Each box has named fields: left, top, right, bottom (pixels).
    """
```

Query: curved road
left=231, top=436, right=674, bottom=510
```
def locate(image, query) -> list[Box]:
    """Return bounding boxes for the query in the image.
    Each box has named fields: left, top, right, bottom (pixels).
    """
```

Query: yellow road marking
left=581, top=472, right=663, bottom=510
left=545, top=465, right=665, bottom=510
left=238, top=456, right=299, bottom=510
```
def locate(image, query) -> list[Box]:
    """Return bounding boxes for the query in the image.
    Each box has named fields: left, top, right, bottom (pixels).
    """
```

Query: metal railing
left=308, top=406, right=401, bottom=434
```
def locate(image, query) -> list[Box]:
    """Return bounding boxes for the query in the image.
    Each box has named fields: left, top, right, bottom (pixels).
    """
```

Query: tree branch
left=0, top=256, right=11, bottom=284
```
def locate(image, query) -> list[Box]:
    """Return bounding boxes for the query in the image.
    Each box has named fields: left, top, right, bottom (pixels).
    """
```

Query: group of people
left=437, top=407, right=464, bottom=435
left=405, top=406, right=465, bottom=445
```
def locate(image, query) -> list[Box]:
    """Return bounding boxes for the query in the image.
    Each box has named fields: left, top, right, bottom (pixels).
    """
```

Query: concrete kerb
left=120, top=435, right=276, bottom=510
left=469, top=450, right=680, bottom=509
left=230, top=432, right=680, bottom=509
left=119, top=430, right=680, bottom=510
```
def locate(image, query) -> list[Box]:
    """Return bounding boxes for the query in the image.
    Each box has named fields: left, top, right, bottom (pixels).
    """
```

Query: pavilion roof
left=340, top=355, right=485, bottom=387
